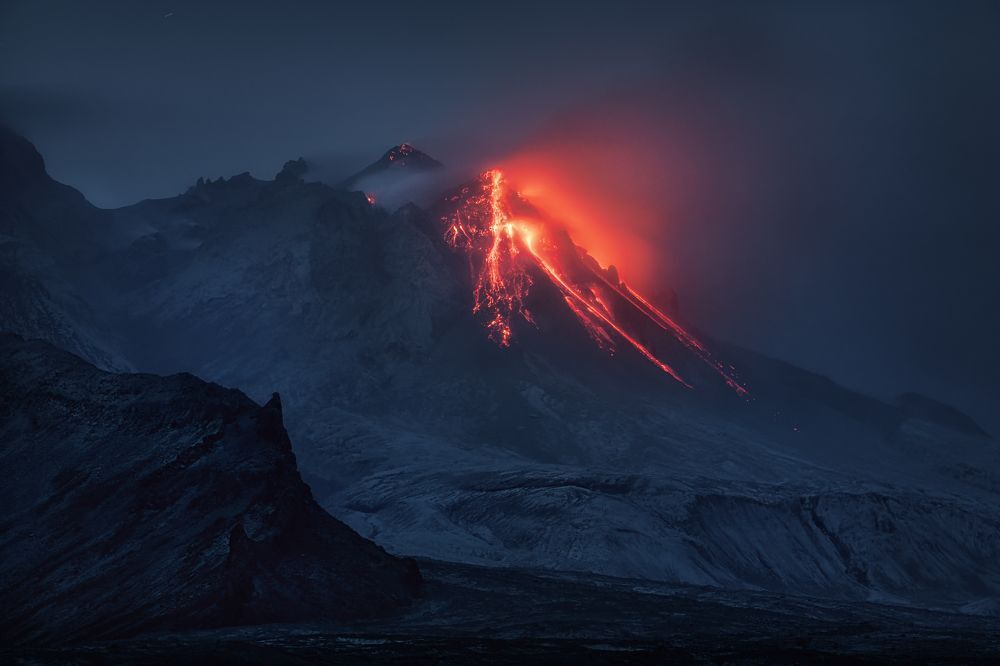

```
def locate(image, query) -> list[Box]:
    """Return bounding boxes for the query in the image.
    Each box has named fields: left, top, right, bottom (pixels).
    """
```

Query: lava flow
left=441, top=169, right=747, bottom=396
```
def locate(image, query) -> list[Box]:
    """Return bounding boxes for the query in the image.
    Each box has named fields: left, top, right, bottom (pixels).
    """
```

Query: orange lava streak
left=441, top=168, right=747, bottom=396
left=445, top=170, right=532, bottom=347
left=524, top=236, right=692, bottom=387
left=597, top=276, right=748, bottom=396
left=625, top=286, right=747, bottom=396
left=562, top=296, right=615, bottom=349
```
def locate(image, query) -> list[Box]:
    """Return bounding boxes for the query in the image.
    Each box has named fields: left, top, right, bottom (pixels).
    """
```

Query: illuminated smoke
left=441, top=169, right=747, bottom=395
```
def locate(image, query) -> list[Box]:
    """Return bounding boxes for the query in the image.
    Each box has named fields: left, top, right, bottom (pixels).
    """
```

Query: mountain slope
left=0, top=126, right=128, bottom=370
left=342, top=143, right=443, bottom=189
left=341, top=143, right=446, bottom=209
left=2, top=130, right=998, bottom=614
left=0, top=334, right=420, bottom=644
left=97, top=162, right=1000, bottom=611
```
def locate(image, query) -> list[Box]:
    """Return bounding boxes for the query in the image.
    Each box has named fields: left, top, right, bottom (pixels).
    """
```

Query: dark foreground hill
left=5, top=560, right=1000, bottom=664
left=0, top=334, right=420, bottom=644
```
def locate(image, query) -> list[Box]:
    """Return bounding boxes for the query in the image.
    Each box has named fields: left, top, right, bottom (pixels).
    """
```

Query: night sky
left=2, top=0, right=998, bottom=430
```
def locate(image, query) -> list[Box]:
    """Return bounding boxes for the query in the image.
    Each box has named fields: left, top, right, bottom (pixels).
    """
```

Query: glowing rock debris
left=442, top=169, right=747, bottom=396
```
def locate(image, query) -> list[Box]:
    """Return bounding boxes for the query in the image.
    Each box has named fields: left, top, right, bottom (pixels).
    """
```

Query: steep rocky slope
left=0, top=126, right=127, bottom=371
left=0, top=334, right=420, bottom=644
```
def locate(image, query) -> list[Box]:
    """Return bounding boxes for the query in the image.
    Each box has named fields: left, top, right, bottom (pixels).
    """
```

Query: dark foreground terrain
left=0, top=334, right=420, bottom=643
left=6, top=560, right=1000, bottom=664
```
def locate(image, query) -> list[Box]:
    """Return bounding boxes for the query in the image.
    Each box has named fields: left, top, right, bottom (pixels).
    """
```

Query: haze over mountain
left=2, top=126, right=998, bottom=631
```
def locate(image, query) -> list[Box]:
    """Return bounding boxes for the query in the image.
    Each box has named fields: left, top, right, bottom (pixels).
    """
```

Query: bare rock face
left=0, top=334, right=421, bottom=644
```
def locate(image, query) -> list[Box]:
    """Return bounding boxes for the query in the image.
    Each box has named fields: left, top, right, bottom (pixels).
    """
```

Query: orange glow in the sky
left=439, top=169, right=747, bottom=396
left=492, top=104, right=703, bottom=293
left=500, top=152, right=660, bottom=288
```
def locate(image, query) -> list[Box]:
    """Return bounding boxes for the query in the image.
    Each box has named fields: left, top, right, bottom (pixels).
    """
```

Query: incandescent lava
left=440, top=169, right=747, bottom=396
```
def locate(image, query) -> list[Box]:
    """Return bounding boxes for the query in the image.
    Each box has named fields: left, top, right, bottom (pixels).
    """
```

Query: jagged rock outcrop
left=0, top=334, right=421, bottom=644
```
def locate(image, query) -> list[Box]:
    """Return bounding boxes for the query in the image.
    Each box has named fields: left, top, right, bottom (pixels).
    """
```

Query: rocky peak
left=341, top=143, right=442, bottom=190
left=380, top=143, right=442, bottom=169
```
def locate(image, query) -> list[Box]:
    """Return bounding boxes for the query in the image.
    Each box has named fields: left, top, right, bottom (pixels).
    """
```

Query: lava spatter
left=444, top=170, right=533, bottom=347
left=440, top=169, right=747, bottom=395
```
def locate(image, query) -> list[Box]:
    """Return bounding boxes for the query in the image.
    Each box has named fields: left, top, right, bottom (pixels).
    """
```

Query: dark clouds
left=1, top=0, right=998, bottom=429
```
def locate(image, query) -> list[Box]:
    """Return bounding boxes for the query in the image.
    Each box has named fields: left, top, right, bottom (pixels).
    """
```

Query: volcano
left=437, top=169, right=747, bottom=395
left=1, top=130, right=998, bottom=634
left=342, top=142, right=443, bottom=191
